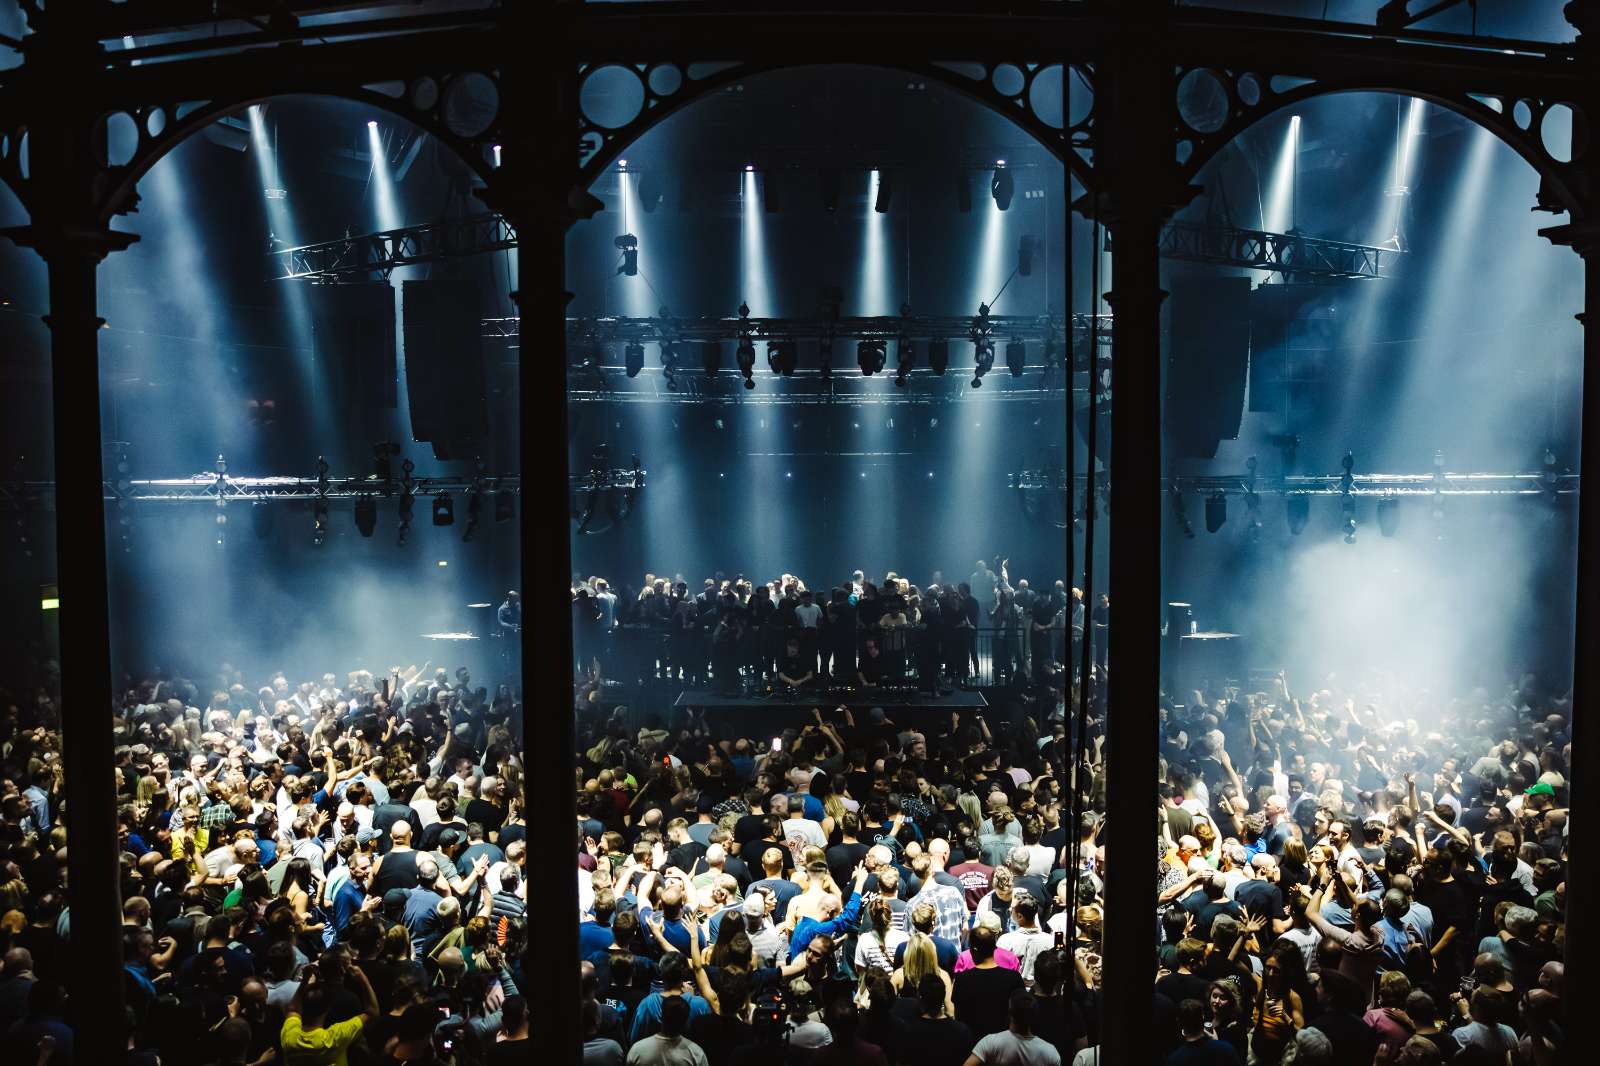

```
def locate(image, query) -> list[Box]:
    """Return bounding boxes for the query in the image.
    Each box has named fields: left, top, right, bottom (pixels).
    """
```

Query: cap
left=1525, top=782, right=1556, bottom=798
left=382, top=888, right=410, bottom=910
left=789, top=1022, right=833, bottom=1049
left=356, top=827, right=382, bottom=845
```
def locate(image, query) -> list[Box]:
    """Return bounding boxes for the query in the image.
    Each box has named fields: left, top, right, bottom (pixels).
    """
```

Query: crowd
left=0, top=556, right=1573, bottom=1066
left=2, top=659, right=529, bottom=1065
left=570, top=564, right=1570, bottom=1066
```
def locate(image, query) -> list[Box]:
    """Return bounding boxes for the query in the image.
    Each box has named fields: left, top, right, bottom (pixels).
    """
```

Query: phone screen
left=771, top=737, right=782, bottom=753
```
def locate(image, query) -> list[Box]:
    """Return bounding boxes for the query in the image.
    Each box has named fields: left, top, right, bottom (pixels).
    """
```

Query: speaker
left=306, top=283, right=396, bottom=468
left=1247, top=285, right=1337, bottom=414
left=402, top=280, right=488, bottom=461
left=1165, top=276, right=1251, bottom=459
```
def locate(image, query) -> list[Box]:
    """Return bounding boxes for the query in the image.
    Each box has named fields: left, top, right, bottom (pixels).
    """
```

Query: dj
left=777, top=635, right=814, bottom=691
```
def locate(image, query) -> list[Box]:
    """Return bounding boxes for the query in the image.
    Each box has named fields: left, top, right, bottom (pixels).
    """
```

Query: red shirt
left=949, top=860, right=995, bottom=910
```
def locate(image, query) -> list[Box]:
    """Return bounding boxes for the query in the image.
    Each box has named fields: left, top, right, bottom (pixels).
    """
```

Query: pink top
left=952, top=948, right=1021, bottom=974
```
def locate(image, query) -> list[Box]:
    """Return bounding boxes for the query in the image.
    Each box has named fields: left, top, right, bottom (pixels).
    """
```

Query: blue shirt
left=579, top=920, right=616, bottom=959
left=627, top=992, right=712, bottom=1044
left=637, top=905, right=694, bottom=955
left=331, top=878, right=367, bottom=933
left=789, top=891, right=863, bottom=959
left=23, top=786, right=49, bottom=833
left=749, top=878, right=803, bottom=923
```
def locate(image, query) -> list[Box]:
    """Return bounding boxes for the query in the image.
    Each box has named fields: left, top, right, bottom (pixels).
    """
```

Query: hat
left=742, top=892, right=767, bottom=918
left=355, top=827, right=381, bottom=845
left=1525, top=782, right=1556, bottom=798
left=382, top=888, right=410, bottom=910
left=789, top=1022, right=833, bottom=1049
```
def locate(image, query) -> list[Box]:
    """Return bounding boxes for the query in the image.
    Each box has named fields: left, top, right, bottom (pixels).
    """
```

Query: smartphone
left=771, top=737, right=782, bottom=753
left=380, top=678, right=390, bottom=702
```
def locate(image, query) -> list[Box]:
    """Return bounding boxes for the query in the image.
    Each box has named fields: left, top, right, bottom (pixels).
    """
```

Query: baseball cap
left=1525, top=782, right=1556, bottom=798
left=382, top=888, right=410, bottom=910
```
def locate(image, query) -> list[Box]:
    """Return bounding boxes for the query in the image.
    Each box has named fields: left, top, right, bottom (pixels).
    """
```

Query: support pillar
left=1541, top=218, right=1600, bottom=983
left=3, top=198, right=136, bottom=1066
left=1094, top=2, right=1188, bottom=1060
left=492, top=2, right=587, bottom=1056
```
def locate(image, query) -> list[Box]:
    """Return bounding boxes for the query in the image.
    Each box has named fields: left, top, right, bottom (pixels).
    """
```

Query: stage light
left=614, top=233, right=639, bottom=276
left=874, top=170, right=893, bottom=213
left=367, top=120, right=378, bottom=130
left=858, top=340, right=886, bottom=377
left=956, top=171, right=972, bottom=213
left=1286, top=495, right=1309, bottom=535
left=313, top=499, right=329, bottom=546
left=432, top=493, right=454, bottom=526
left=624, top=342, right=645, bottom=378
left=1205, top=493, right=1227, bottom=533
left=736, top=338, right=757, bottom=389
left=991, top=164, right=1014, bottom=211
left=972, top=339, right=994, bottom=388
left=1341, top=501, right=1358, bottom=543
left=1006, top=339, right=1026, bottom=377
left=701, top=340, right=721, bottom=377
left=354, top=495, right=377, bottom=538
left=1171, top=488, right=1195, bottom=539
left=767, top=340, right=796, bottom=376
left=928, top=339, right=949, bottom=375
left=1377, top=496, right=1399, bottom=537
left=894, top=340, right=915, bottom=386
left=494, top=489, right=514, bottom=522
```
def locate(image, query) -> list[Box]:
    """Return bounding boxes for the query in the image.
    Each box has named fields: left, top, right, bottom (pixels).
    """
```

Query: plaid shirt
left=913, top=880, right=969, bottom=944
left=199, top=801, right=234, bottom=830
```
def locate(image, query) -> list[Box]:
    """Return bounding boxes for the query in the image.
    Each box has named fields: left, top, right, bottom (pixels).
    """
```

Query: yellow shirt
left=280, top=1013, right=365, bottom=1066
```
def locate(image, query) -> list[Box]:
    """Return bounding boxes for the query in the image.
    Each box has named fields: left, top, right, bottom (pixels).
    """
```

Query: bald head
left=390, top=820, right=412, bottom=844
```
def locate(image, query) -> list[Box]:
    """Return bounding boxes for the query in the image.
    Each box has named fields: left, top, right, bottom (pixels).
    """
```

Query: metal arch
left=576, top=58, right=1098, bottom=193
left=89, top=82, right=505, bottom=226
left=1175, top=71, right=1590, bottom=220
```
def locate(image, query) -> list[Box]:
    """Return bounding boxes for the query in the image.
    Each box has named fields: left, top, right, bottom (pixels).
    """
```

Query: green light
left=41, top=597, right=59, bottom=611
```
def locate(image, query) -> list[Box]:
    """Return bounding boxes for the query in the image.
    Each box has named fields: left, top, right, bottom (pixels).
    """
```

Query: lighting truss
left=0, top=469, right=645, bottom=510
left=270, top=215, right=518, bottom=281
left=278, top=212, right=1394, bottom=287
left=1158, top=221, right=1395, bottom=280
left=1008, top=470, right=1580, bottom=497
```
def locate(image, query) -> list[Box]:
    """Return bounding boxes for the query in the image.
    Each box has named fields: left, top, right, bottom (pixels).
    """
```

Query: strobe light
left=1204, top=493, right=1227, bottom=533
left=736, top=338, right=757, bottom=389
left=971, top=339, right=995, bottom=388
left=1006, top=339, right=1026, bottom=378
left=354, top=495, right=377, bottom=538
left=767, top=340, right=797, bottom=377
left=857, top=340, right=886, bottom=377
left=432, top=493, right=454, bottom=526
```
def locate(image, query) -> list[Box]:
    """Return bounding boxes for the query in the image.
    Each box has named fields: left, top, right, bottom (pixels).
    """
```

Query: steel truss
left=1010, top=470, right=1581, bottom=496
left=0, top=469, right=644, bottom=511
left=271, top=215, right=518, bottom=281
left=1159, top=221, right=1394, bottom=280
left=279, top=213, right=1393, bottom=284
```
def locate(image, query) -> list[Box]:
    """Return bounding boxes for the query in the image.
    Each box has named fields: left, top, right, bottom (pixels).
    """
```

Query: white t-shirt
left=997, top=927, right=1055, bottom=983
left=794, top=603, right=822, bottom=628
left=854, top=929, right=909, bottom=973
left=970, top=1030, right=1062, bottom=1065
left=625, top=1034, right=709, bottom=1066
left=783, top=817, right=828, bottom=850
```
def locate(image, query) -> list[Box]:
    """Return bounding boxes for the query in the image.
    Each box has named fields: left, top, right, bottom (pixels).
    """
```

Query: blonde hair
left=957, top=793, right=984, bottom=830
left=902, top=933, right=940, bottom=986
